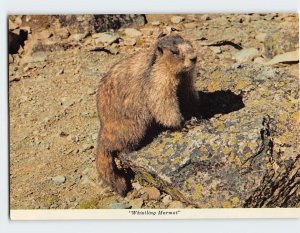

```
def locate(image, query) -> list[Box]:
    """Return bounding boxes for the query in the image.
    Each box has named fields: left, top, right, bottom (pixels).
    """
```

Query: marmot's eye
left=171, top=49, right=179, bottom=55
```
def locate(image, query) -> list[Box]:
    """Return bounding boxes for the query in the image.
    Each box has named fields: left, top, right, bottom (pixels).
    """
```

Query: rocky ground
left=9, top=14, right=299, bottom=209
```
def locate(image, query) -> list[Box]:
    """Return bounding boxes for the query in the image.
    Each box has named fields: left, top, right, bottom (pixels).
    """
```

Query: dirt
left=9, top=13, right=299, bottom=209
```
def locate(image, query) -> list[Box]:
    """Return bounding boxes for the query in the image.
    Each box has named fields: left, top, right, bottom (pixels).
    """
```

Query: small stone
left=129, top=198, right=144, bottom=209
left=265, top=49, right=299, bottom=65
left=254, top=57, right=265, bottom=63
left=52, top=176, right=66, bottom=185
left=123, top=38, right=136, bottom=46
left=140, top=192, right=149, bottom=201
left=23, top=52, right=48, bottom=64
left=92, top=32, right=120, bottom=45
left=234, top=48, right=259, bottom=63
left=124, top=28, right=142, bottom=38
left=61, top=97, right=75, bottom=108
left=56, top=68, right=64, bottom=76
left=168, top=200, right=185, bottom=209
left=132, top=182, right=143, bottom=191
left=107, top=203, right=131, bottom=209
left=56, top=28, right=70, bottom=39
left=69, top=197, right=76, bottom=202
left=210, top=46, right=222, bottom=54
left=201, top=14, right=211, bottom=21
left=69, top=33, right=86, bottom=42
left=143, top=187, right=160, bottom=200
left=140, top=28, right=153, bottom=36
left=87, top=87, right=96, bottom=95
left=151, top=21, right=160, bottom=26
left=184, top=22, right=197, bottom=29
left=171, top=16, right=185, bottom=24
left=255, top=33, right=267, bottom=42
left=162, top=195, right=172, bottom=206
left=187, top=14, right=198, bottom=22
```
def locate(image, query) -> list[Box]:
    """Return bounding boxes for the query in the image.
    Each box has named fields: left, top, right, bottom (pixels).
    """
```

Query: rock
left=265, top=49, right=299, bottom=65
left=124, top=28, right=142, bottom=38
left=92, top=32, right=119, bottom=45
left=186, top=14, right=198, bottom=22
left=120, top=64, right=299, bottom=208
left=143, top=187, right=160, bottom=200
left=132, top=182, right=143, bottom=191
left=129, top=198, right=144, bottom=209
left=255, top=32, right=267, bottom=42
left=107, top=203, right=131, bottom=209
left=184, top=23, right=197, bottom=29
left=201, top=14, right=211, bottom=21
left=168, top=201, right=185, bottom=209
left=68, top=33, right=86, bottom=42
left=263, top=29, right=299, bottom=58
left=151, top=21, right=160, bottom=26
left=254, top=57, right=265, bottom=63
left=210, top=46, right=222, bottom=54
left=87, top=87, right=96, bottom=95
left=140, top=28, right=153, bottom=36
left=52, top=176, right=66, bottom=185
left=61, top=97, right=75, bottom=108
left=22, top=52, right=48, bottom=64
left=56, top=28, right=70, bottom=39
left=234, top=48, right=259, bottom=62
left=56, top=68, right=64, bottom=76
left=171, top=16, right=185, bottom=24
left=162, top=195, right=172, bottom=206
left=123, top=38, right=136, bottom=46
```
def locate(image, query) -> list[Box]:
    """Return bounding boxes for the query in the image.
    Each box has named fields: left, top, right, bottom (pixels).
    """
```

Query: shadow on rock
left=197, top=90, right=245, bottom=119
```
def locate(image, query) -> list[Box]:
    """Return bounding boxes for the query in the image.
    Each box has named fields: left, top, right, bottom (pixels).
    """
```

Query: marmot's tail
left=96, top=146, right=129, bottom=196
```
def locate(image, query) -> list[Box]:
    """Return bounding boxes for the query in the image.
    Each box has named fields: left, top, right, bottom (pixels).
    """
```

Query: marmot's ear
left=157, top=32, right=167, bottom=39
left=157, top=45, right=164, bottom=55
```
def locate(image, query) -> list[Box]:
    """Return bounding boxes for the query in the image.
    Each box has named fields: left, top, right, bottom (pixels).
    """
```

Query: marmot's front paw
left=182, top=117, right=203, bottom=132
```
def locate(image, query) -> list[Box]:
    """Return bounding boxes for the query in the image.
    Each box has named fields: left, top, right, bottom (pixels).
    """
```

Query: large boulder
left=120, top=64, right=299, bottom=208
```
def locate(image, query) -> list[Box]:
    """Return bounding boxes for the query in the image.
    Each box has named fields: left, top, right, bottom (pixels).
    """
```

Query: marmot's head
left=155, top=34, right=197, bottom=74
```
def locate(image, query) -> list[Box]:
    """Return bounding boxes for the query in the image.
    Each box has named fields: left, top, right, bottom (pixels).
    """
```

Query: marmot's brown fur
left=96, top=34, right=199, bottom=196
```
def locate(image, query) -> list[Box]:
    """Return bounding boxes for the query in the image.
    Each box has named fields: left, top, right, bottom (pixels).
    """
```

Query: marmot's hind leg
left=95, top=147, right=128, bottom=196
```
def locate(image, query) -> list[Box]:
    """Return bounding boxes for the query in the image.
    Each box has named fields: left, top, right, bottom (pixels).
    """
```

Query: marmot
left=96, top=34, right=199, bottom=196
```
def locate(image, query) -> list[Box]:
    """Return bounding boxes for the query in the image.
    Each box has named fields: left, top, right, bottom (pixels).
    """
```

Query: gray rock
left=210, top=46, right=222, bottom=54
left=107, top=203, right=131, bottom=209
left=52, top=176, right=66, bottom=185
left=120, top=64, right=299, bottom=208
left=129, top=198, right=144, bottom=209
left=92, top=32, right=120, bottom=45
left=265, top=49, right=299, bottom=65
left=132, top=182, right=143, bottom=191
left=124, top=28, right=142, bottom=38
left=171, top=16, right=185, bottom=24
left=234, top=48, right=259, bottom=62
left=162, top=195, right=172, bottom=206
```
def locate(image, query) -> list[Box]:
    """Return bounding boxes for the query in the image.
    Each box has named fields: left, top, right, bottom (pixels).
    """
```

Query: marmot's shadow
left=197, top=90, right=245, bottom=119
left=137, top=90, right=245, bottom=150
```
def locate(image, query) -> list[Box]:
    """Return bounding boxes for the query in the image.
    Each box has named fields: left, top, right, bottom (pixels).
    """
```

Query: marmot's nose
left=190, top=55, right=197, bottom=63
